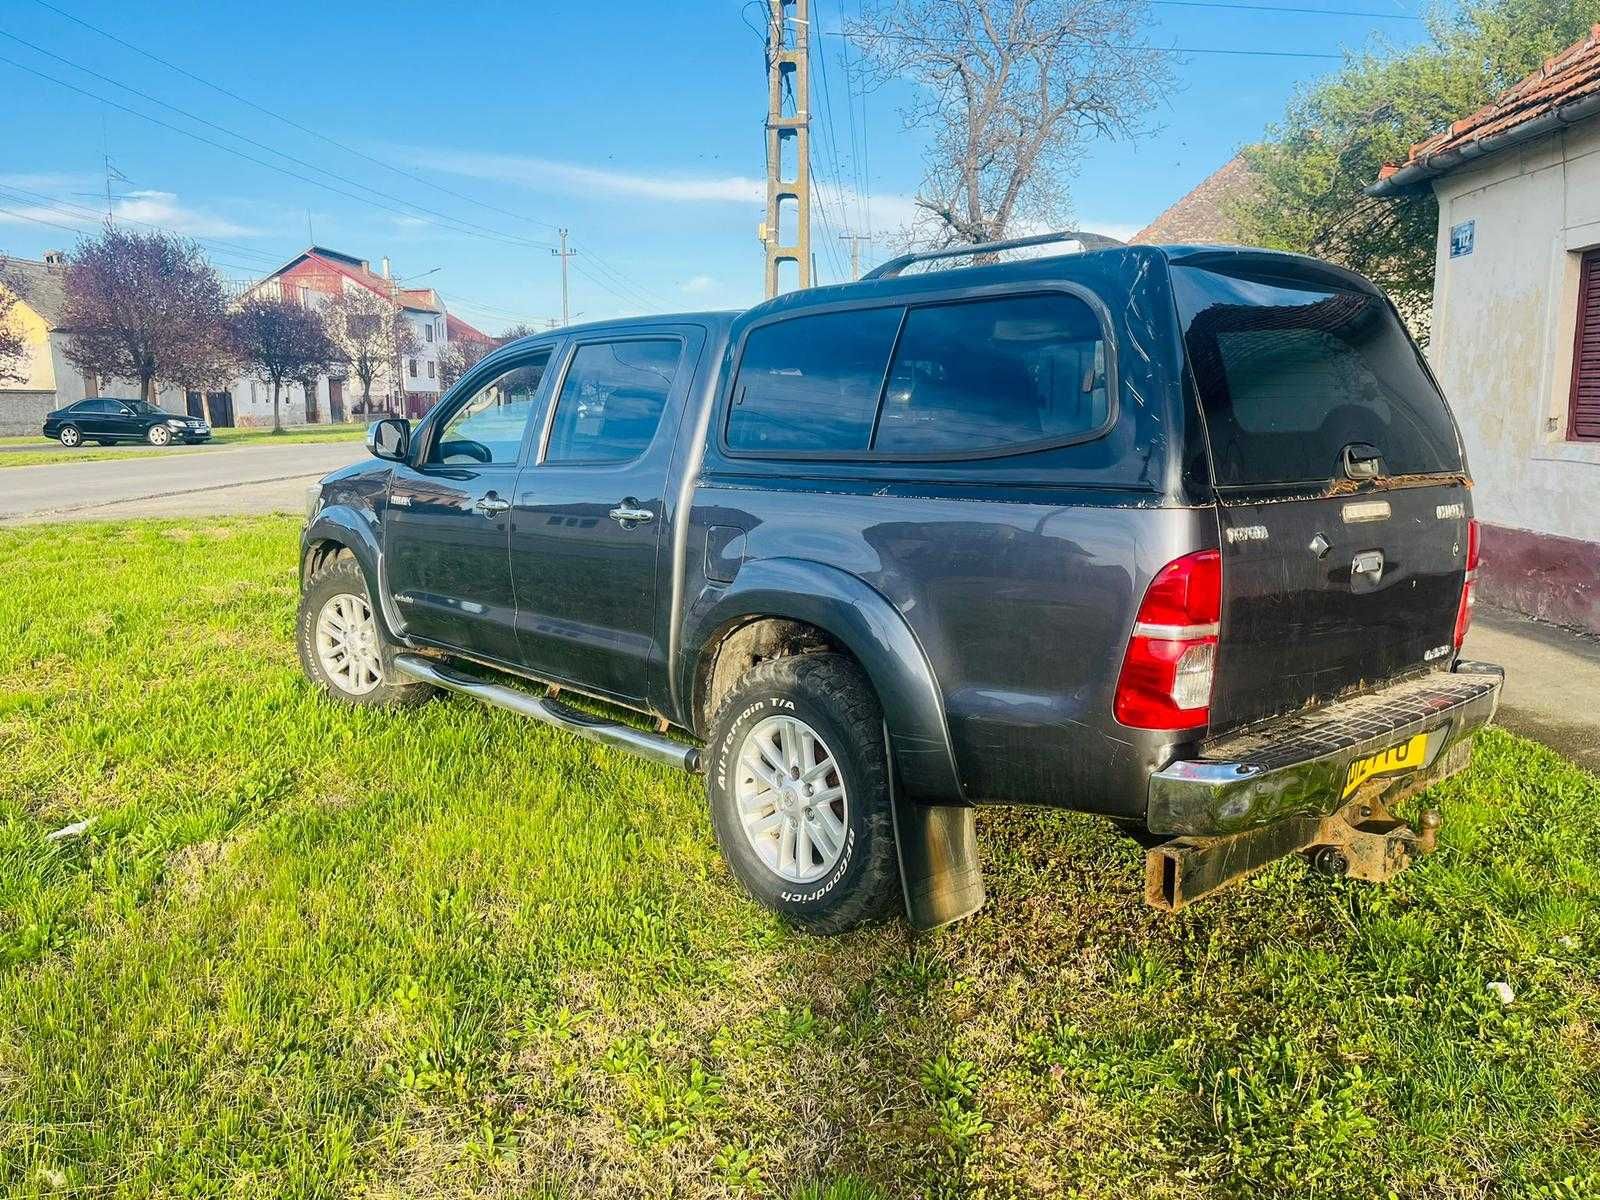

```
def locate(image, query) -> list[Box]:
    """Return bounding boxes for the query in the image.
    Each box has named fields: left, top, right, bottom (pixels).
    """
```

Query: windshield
left=1172, top=263, right=1463, bottom=491
left=127, top=400, right=162, bottom=415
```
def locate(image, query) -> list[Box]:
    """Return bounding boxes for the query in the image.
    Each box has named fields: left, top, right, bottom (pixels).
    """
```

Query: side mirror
left=367, top=417, right=410, bottom=462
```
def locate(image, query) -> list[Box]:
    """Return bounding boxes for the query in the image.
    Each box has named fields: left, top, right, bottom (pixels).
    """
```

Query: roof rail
left=860, top=229, right=1127, bottom=281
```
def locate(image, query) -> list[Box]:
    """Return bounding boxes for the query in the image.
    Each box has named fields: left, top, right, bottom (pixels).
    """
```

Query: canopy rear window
left=1171, top=263, right=1463, bottom=490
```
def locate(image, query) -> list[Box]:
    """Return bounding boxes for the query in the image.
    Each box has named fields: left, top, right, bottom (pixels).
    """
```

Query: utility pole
left=551, top=229, right=576, bottom=325
left=761, top=0, right=811, bottom=298
left=839, top=233, right=870, bottom=281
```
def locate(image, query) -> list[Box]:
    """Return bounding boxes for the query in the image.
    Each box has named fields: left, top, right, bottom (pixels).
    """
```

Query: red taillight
left=1113, top=549, right=1221, bottom=730
left=1453, top=518, right=1481, bottom=650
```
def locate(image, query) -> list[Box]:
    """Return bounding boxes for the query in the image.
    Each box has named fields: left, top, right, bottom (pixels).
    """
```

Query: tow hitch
left=1145, top=795, right=1442, bottom=912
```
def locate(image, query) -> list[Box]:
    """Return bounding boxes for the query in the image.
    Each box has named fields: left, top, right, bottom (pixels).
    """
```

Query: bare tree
left=439, top=334, right=491, bottom=391
left=0, top=262, right=27, bottom=384
left=60, top=224, right=233, bottom=403
left=323, top=288, right=418, bottom=416
left=229, top=296, right=340, bottom=432
left=849, top=0, right=1172, bottom=247
left=498, top=322, right=540, bottom=343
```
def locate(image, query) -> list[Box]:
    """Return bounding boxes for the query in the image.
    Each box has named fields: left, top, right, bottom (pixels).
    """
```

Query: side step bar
left=392, top=654, right=702, bottom=774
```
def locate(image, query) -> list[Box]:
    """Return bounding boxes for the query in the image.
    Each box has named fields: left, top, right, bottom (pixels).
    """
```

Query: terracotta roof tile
left=1129, top=154, right=1260, bottom=246
left=1382, top=25, right=1600, bottom=178
left=445, top=312, right=493, bottom=344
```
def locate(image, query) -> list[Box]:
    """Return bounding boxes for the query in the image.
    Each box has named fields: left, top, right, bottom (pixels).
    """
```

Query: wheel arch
left=681, top=558, right=965, bottom=805
left=300, top=507, right=406, bottom=644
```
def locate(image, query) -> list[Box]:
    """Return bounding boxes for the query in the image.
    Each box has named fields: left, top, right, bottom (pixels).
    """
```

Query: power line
left=23, top=0, right=566, bottom=233
left=836, top=2, right=871, bottom=238
left=809, top=5, right=859, bottom=241
left=0, top=189, right=292, bottom=274
left=0, top=30, right=561, bottom=253
left=0, top=179, right=290, bottom=265
left=571, top=245, right=675, bottom=310
left=18, top=2, right=672, bottom=313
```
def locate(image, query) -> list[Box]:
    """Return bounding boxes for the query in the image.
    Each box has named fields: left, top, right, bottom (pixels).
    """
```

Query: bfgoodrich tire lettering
left=296, top=554, right=434, bottom=709
left=706, top=652, right=900, bottom=934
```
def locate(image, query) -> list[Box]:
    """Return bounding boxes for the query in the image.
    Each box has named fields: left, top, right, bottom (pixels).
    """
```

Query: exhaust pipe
left=392, top=654, right=701, bottom=774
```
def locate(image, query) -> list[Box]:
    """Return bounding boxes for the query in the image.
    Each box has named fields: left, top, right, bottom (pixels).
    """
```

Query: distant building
left=0, top=251, right=186, bottom=436
left=1369, top=24, right=1600, bottom=633
left=1130, top=154, right=1260, bottom=246
left=446, top=312, right=496, bottom=360
left=230, top=246, right=494, bottom=426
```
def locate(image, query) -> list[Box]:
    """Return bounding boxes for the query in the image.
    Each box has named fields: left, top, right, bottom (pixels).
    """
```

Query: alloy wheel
left=734, top=714, right=849, bottom=883
left=314, top=592, right=384, bottom=695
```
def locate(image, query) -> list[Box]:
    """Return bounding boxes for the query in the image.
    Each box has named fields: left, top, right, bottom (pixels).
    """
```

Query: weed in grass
left=0, top=518, right=1598, bottom=1198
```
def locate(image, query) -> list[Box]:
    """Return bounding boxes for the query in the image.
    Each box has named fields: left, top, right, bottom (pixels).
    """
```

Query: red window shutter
left=1571, top=249, right=1600, bottom=441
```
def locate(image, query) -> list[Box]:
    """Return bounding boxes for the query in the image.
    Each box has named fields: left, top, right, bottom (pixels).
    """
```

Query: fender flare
left=679, top=557, right=965, bottom=805
left=300, top=506, right=408, bottom=645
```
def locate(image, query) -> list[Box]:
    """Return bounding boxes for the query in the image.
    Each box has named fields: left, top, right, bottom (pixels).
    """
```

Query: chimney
left=43, top=249, right=66, bottom=270
left=359, top=260, right=370, bottom=273
left=381, top=257, right=391, bottom=280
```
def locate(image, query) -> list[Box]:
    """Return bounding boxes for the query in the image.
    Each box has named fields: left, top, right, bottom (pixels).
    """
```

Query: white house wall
left=1429, top=116, right=1600, bottom=628
left=1431, top=121, right=1600, bottom=540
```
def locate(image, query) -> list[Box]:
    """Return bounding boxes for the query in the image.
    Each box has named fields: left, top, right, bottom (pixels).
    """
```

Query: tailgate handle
left=1342, top=443, right=1384, bottom=480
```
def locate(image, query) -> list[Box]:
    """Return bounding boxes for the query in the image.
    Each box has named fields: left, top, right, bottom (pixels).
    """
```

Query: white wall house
left=229, top=246, right=493, bottom=426
left=1371, top=25, right=1600, bottom=633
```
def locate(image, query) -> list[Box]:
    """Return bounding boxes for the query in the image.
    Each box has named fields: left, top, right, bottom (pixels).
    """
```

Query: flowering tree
left=324, top=288, right=418, bottom=415
left=229, top=296, right=340, bottom=432
left=60, top=225, right=233, bottom=402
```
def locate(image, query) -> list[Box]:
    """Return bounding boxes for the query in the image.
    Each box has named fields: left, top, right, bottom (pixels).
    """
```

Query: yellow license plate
left=1343, top=733, right=1429, bottom=798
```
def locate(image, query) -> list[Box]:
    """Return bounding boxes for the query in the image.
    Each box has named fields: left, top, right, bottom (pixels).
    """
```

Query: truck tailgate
left=1211, top=483, right=1469, bottom=734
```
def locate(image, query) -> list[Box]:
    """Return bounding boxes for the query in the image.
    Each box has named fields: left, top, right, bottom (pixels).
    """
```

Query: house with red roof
left=1369, top=26, right=1600, bottom=633
left=228, top=246, right=494, bottom=425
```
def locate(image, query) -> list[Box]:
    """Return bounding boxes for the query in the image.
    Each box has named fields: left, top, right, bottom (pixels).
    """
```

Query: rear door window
left=726, top=307, right=903, bottom=453
left=1172, top=264, right=1463, bottom=489
left=545, top=338, right=681, bottom=464
left=874, top=294, right=1108, bottom=453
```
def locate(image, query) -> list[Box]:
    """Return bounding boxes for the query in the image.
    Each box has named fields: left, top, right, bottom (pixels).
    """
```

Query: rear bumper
left=1148, top=662, right=1503, bottom=837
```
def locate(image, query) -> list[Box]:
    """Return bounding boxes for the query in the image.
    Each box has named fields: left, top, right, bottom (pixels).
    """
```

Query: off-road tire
left=706, top=652, right=900, bottom=934
left=296, top=554, right=434, bottom=709
left=58, top=425, right=81, bottom=447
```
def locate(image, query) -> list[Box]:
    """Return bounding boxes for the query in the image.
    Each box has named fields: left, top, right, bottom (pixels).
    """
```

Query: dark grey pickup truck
left=298, top=234, right=1502, bottom=933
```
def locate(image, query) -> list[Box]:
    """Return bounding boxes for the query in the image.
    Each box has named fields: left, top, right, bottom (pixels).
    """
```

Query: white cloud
left=113, top=191, right=257, bottom=237
left=680, top=273, right=716, bottom=293
left=405, top=147, right=766, bottom=204
left=0, top=188, right=257, bottom=239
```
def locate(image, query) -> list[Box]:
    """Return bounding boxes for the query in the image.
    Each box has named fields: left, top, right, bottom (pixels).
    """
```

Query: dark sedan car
left=42, top=398, right=212, bottom=447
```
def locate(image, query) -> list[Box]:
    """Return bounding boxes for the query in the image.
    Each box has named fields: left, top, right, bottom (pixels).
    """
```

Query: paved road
left=0, top=441, right=365, bottom=524
left=1464, top=607, right=1600, bottom=773
left=0, top=440, right=228, bottom=455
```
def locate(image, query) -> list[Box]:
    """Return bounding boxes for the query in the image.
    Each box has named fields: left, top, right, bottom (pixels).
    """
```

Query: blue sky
left=0, top=0, right=1438, bottom=335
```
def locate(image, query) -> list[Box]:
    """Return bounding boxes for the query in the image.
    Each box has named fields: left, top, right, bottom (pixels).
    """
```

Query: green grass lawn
left=0, top=425, right=367, bottom=469
left=1, top=517, right=1597, bottom=1199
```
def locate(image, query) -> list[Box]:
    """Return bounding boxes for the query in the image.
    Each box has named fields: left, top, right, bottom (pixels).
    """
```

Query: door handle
left=609, top=500, right=655, bottom=527
left=475, top=494, right=510, bottom=516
